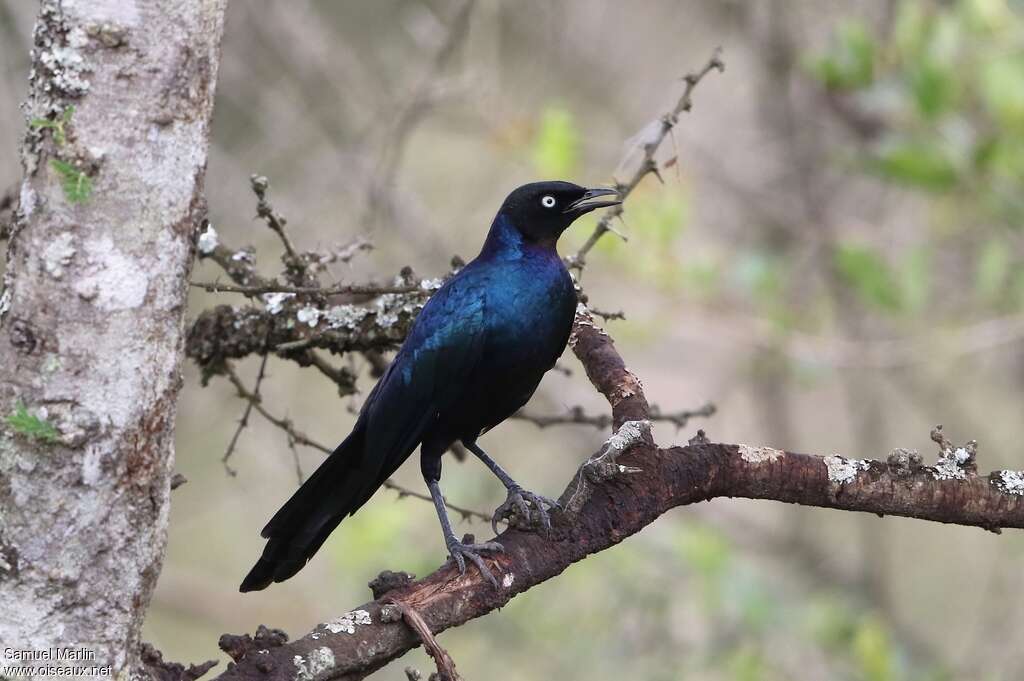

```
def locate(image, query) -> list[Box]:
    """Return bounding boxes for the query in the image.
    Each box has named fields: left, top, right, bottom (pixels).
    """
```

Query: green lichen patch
left=6, top=401, right=60, bottom=443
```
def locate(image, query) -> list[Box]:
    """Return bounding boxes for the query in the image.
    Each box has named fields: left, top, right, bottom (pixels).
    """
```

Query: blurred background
left=3, top=1, right=1024, bottom=679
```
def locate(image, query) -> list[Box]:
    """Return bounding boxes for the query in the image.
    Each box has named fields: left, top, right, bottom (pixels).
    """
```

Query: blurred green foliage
left=804, top=0, right=1024, bottom=317
left=532, top=106, right=580, bottom=178
left=815, top=0, right=1024, bottom=211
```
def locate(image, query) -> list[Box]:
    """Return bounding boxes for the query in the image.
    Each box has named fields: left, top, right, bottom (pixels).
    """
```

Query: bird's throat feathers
left=480, top=213, right=559, bottom=260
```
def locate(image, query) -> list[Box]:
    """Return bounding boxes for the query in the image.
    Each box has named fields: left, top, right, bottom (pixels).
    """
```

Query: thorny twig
left=189, top=281, right=424, bottom=297
left=514, top=401, right=715, bottom=431
left=568, top=47, right=725, bottom=270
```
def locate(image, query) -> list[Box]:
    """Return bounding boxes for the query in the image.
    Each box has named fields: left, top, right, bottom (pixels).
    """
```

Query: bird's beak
left=564, top=187, right=621, bottom=215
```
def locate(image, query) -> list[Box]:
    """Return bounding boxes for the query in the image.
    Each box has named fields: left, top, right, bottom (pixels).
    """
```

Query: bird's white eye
left=541, top=195, right=556, bottom=208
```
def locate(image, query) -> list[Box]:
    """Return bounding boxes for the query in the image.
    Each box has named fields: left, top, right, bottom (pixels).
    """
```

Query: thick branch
left=215, top=440, right=1024, bottom=681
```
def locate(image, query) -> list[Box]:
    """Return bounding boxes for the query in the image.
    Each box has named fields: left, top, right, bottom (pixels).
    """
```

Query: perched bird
left=240, top=181, right=620, bottom=592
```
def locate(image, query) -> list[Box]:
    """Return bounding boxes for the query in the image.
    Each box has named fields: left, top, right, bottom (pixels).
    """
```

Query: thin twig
left=285, top=432, right=305, bottom=485
left=223, top=362, right=332, bottom=455
left=306, top=236, right=374, bottom=273
left=569, top=47, right=725, bottom=269
left=250, top=174, right=310, bottom=285
left=589, top=307, right=626, bottom=321
left=302, top=350, right=358, bottom=395
left=222, top=362, right=490, bottom=521
left=221, top=347, right=272, bottom=475
left=190, top=281, right=424, bottom=296
left=514, top=401, right=715, bottom=431
left=381, top=480, right=490, bottom=524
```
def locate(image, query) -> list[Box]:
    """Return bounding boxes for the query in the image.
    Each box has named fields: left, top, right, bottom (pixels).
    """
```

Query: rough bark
left=212, top=308, right=1024, bottom=681
left=0, top=1, right=227, bottom=678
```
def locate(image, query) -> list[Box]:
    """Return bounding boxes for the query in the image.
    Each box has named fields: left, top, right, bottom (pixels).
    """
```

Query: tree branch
left=213, top=306, right=1024, bottom=681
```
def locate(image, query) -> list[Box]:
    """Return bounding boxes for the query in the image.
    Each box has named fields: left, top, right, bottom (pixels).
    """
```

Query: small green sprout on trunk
left=6, top=401, right=60, bottom=443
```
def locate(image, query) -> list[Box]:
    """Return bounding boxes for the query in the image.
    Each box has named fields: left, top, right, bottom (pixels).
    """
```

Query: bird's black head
left=498, top=181, right=620, bottom=246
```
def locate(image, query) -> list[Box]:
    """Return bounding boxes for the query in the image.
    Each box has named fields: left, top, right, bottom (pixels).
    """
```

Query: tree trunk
left=0, top=1, right=226, bottom=677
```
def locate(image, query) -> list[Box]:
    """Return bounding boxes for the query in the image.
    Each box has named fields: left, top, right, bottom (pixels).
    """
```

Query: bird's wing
left=353, top=266, right=489, bottom=501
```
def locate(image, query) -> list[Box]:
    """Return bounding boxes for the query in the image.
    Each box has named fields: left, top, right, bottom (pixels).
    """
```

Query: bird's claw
left=446, top=538, right=504, bottom=588
left=491, top=485, right=560, bottom=534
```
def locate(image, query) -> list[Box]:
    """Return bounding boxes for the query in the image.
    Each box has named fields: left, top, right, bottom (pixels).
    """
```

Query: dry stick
left=569, top=47, right=725, bottom=269
left=223, top=362, right=490, bottom=523
left=386, top=601, right=461, bottom=681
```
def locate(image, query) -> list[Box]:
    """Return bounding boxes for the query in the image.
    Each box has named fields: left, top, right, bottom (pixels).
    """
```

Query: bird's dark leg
left=463, top=441, right=560, bottom=534
left=425, top=477, right=503, bottom=588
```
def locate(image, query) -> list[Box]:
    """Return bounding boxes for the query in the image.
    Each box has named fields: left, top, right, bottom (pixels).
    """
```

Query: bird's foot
left=492, top=485, right=560, bottom=534
left=446, top=535, right=504, bottom=588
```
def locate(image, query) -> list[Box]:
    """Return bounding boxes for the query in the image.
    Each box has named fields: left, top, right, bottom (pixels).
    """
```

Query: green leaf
left=50, top=158, right=93, bottom=204
left=29, top=105, right=74, bottom=146
left=870, top=141, right=958, bottom=191
left=834, top=243, right=903, bottom=312
left=6, top=401, right=60, bottom=443
left=909, top=60, right=956, bottom=119
left=531, top=106, right=579, bottom=177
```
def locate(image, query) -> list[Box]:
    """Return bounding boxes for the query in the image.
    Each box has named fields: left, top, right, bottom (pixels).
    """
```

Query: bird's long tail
left=239, top=425, right=376, bottom=592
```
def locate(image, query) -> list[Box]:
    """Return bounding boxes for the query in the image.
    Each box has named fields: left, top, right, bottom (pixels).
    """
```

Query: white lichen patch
left=605, top=420, right=651, bottom=455
left=933, top=447, right=970, bottom=481
left=43, top=232, right=76, bottom=279
left=502, top=572, right=515, bottom=589
left=263, top=292, right=295, bottom=315
left=73, top=235, right=148, bottom=310
left=824, top=455, right=869, bottom=485
left=325, top=305, right=369, bottom=329
left=296, top=306, right=321, bottom=328
left=19, top=183, right=37, bottom=221
left=0, top=288, right=12, bottom=321
left=419, top=277, right=443, bottom=291
left=322, top=609, right=371, bottom=635
left=293, top=647, right=334, bottom=681
left=993, top=470, right=1024, bottom=496
left=197, top=224, right=218, bottom=254
left=39, top=41, right=91, bottom=96
left=738, top=444, right=783, bottom=464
